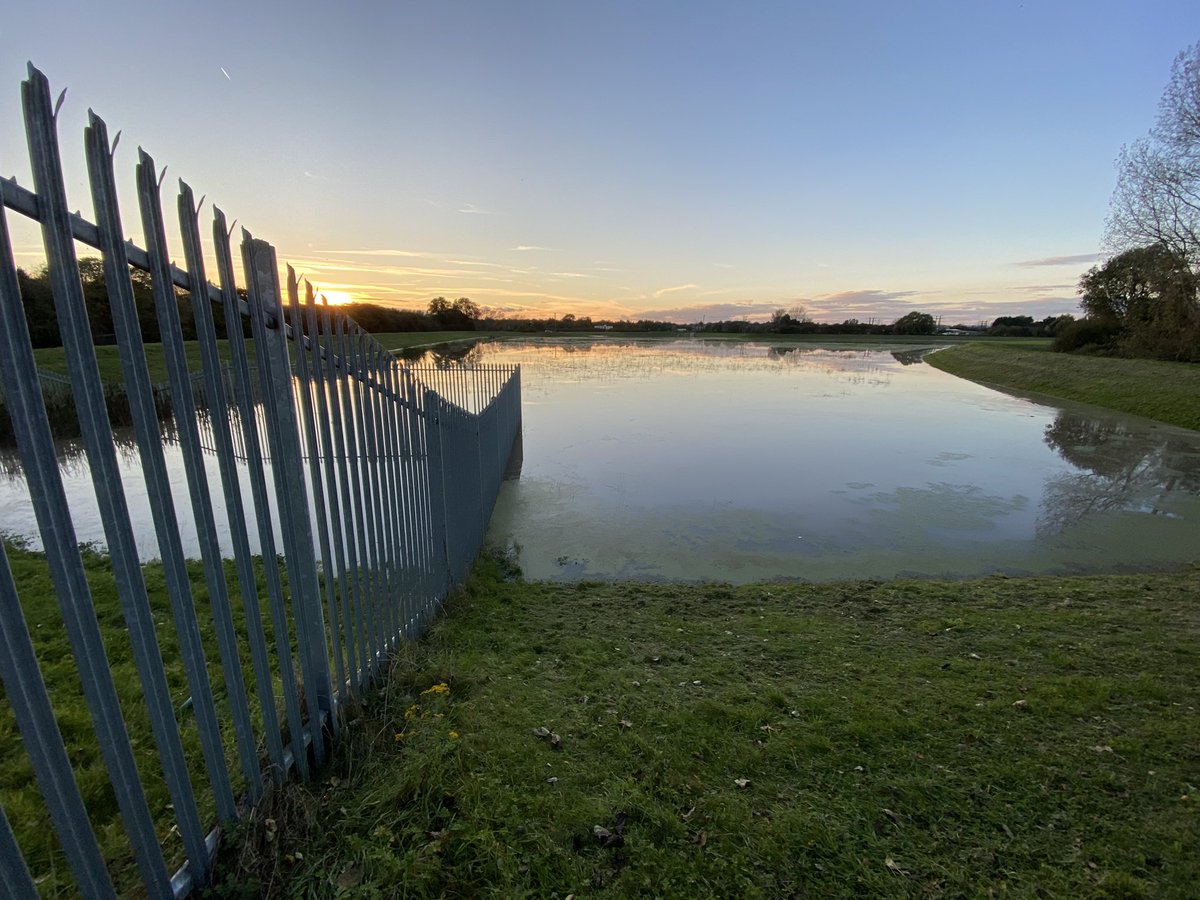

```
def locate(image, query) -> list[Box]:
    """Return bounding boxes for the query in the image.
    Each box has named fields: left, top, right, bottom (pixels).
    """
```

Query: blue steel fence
left=0, top=65, right=520, bottom=897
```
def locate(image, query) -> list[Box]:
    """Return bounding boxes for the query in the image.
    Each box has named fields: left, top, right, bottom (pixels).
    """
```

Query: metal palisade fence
left=0, top=65, right=521, bottom=897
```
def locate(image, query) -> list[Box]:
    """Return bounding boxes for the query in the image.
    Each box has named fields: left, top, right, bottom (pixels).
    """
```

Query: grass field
left=927, top=343, right=1200, bottom=431
left=211, top=557, right=1200, bottom=898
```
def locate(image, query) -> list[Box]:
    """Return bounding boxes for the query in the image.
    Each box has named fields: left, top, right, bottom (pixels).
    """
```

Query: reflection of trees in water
left=479, top=338, right=895, bottom=388
left=890, top=348, right=932, bottom=366
left=0, top=399, right=271, bottom=486
left=402, top=341, right=487, bottom=367
left=430, top=343, right=484, bottom=368
left=1037, top=410, right=1200, bottom=537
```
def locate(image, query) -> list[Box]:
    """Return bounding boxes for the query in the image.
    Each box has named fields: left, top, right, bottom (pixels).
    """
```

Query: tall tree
left=1106, top=42, right=1200, bottom=268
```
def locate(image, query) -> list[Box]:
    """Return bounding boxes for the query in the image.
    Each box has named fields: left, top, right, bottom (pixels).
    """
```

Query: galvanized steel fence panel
left=0, top=64, right=521, bottom=897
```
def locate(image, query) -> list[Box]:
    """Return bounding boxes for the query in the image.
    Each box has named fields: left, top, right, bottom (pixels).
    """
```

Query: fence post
left=423, top=389, right=452, bottom=598
left=242, top=234, right=333, bottom=764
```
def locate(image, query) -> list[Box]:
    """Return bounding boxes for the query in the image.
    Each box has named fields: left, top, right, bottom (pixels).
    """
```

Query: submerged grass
left=927, top=343, right=1200, bottom=431
left=212, top=558, right=1200, bottom=898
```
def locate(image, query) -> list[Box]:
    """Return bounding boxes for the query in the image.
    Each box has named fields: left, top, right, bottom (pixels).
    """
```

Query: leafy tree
left=427, top=296, right=479, bottom=330
left=1074, top=243, right=1199, bottom=360
left=892, top=311, right=936, bottom=334
left=1106, top=42, right=1200, bottom=268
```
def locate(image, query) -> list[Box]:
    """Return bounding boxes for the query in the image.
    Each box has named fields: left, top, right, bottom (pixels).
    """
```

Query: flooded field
left=460, top=338, right=1200, bottom=582
left=3, top=337, right=1198, bottom=582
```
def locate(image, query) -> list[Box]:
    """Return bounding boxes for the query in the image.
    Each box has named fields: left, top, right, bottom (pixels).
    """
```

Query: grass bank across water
left=927, top=343, right=1200, bottom=431
left=215, top=559, right=1200, bottom=898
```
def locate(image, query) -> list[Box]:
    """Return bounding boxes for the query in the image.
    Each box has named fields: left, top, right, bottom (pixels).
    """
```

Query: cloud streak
left=1013, top=253, right=1101, bottom=268
left=652, top=283, right=699, bottom=299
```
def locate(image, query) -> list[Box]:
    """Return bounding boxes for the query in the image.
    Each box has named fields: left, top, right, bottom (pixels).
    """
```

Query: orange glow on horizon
left=317, top=289, right=357, bottom=306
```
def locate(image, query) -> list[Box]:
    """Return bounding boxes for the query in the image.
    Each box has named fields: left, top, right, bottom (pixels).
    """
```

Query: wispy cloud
left=1016, top=282, right=1076, bottom=293
left=458, top=203, right=491, bottom=215
left=1013, top=253, right=1101, bottom=268
left=652, top=283, right=699, bottom=299
left=639, top=300, right=781, bottom=322
left=311, top=248, right=435, bottom=258
left=514, top=244, right=555, bottom=251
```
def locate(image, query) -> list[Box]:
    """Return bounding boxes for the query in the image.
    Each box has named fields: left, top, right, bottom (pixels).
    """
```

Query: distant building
left=594, top=324, right=614, bottom=331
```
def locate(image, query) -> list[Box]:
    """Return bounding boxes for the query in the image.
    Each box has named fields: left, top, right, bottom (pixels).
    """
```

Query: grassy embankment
left=927, top=342, right=1200, bottom=431
left=205, top=558, right=1199, bottom=898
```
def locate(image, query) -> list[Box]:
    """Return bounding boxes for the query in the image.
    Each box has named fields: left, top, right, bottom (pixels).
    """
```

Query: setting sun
left=317, top=289, right=356, bottom=306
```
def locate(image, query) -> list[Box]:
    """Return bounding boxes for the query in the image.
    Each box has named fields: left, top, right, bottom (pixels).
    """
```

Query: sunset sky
left=3, top=1, right=1197, bottom=324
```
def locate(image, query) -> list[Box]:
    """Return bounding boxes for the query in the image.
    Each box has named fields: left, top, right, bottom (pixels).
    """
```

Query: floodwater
left=459, top=338, right=1200, bottom=583
left=3, top=338, right=1198, bottom=583
left=0, top=411, right=292, bottom=561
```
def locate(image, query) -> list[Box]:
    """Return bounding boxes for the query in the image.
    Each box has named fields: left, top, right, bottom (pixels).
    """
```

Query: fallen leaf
left=885, top=856, right=909, bottom=876
left=547, top=776, right=558, bottom=784
left=1012, top=699, right=1028, bottom=709
left=550, top=732, right=563, bottom=750
left=619, top=719, right=633, bottom=729
left=532, top=726, right=550, bottom=739
left=337, top=865, right=363, bottom=888
left=734, top=778, right=750, bottom=789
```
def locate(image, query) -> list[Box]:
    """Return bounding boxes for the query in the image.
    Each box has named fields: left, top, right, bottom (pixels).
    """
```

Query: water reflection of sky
left=2, top=338, right=1197, bottom=582
left=479, top=339, right=1200, bottom=582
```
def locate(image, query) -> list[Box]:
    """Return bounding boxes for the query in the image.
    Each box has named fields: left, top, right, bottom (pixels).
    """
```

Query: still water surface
left=467, top=339, right=1200, bottom=582
left=2, top=338, right=1197, bottom=583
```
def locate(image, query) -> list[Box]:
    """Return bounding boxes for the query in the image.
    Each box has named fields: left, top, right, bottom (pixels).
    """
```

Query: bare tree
left=1105, top=42, right=1200, bottom=269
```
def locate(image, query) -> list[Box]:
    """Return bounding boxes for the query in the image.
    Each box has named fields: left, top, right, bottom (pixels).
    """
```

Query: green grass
left=927, top=343, right=1200, bottom=430
left=0, top=543, right=302, bottom=897
left=212, top=557, right=1200, bottom=898
left=31, top=339, right=258, bottom=387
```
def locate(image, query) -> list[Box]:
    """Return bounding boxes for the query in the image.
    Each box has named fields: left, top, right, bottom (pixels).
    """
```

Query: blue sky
left=3, top=1, right=1197, bottom=323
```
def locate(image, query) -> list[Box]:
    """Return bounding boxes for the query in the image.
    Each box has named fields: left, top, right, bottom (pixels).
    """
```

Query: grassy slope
left=215, top=559, right=1200, bottom=899
left=927, top=343, right=1200, bottom=431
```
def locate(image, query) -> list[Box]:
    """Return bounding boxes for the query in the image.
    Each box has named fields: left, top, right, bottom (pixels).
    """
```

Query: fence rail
left=0, top=64, right=520, bottom=897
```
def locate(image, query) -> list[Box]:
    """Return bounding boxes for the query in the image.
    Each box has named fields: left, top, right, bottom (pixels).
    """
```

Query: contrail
left=220, top=66, right=231, bottom=80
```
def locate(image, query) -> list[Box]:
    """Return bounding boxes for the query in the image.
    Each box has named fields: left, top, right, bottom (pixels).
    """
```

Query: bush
left=1052, top=317, right=1124, bottom=354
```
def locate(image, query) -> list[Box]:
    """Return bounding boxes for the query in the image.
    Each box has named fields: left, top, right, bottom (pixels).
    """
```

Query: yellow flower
left=394, top=732, right=405, bottom=742
left=421, top=682, right=450, bottom=696
left=448, top=731, right=459, bottom=740
left=404, top=704, right=419, bottom=721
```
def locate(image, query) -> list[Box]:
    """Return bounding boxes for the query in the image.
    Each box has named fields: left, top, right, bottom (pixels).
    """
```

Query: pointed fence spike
left=53, top=87, right=67, bottom=119
left=111, top=129, right=121, bottom=155
left=157, top=165, right=168, bottom=189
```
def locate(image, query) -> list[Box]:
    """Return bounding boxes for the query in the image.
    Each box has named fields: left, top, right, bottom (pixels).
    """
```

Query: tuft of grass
left=927, top=343, right=1200, bottom=430
left=211, top=558, right=1200, bottom=898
